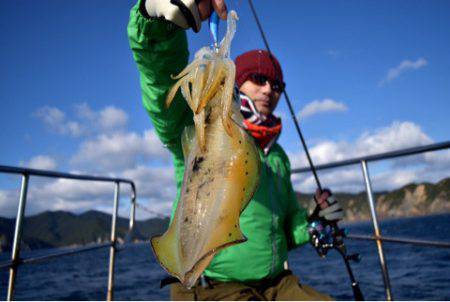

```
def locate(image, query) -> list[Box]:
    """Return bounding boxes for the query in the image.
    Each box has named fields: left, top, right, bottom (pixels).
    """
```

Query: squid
left=150, top=11, right=261, bottom=288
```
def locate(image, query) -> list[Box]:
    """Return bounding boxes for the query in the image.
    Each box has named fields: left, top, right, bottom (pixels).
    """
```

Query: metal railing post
left=129, top=185, right=136, bottom=232
left=107, top=182, right=120, bottom=301
left=7, top=174, right=29, bottom=301
left=361, top=160, right=393, bottom=301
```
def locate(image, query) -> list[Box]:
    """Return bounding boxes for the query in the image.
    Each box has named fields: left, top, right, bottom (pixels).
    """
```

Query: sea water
left=1, top=214, right=449, bottom=300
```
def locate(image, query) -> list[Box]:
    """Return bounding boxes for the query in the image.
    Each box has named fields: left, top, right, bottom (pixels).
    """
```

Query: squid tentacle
left=191, top=63, right=208, bottom=112
left=181, top=75, right=195, bottom=112
left=219, top=11, right=238, bottom=58
left=171, top=59, right=209, bottom=80
left=194, top=110, right=206, bottom=151
left=196, top=61, right=225, bottom=114
left=166, top=77, right=185, bottom=108
left=220, top=59, right=236, bottom=137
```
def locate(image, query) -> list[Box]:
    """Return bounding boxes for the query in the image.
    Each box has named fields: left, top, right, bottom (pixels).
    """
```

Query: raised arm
left=127, top=0, right=228, bottom=214
left=127, top=1, right=192, bottom=155
left=127, top=0, right=227, bottom=154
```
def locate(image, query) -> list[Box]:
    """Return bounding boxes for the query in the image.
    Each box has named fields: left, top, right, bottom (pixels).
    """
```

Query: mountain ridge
left=0, top=210, right=169, bottom=252
left=297, top=177, right=450, bottom=221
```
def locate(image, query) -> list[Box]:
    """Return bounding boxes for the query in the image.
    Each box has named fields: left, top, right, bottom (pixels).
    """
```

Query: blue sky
left=0, top=0, right=449, bottom=218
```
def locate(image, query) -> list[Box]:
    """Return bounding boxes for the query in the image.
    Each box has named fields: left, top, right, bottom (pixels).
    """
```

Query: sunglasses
left=248, top=73, right=285, bottom=93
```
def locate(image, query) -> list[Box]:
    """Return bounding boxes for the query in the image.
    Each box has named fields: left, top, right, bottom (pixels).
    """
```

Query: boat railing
left=1, top=141, right=449, bottom=301
left=291, top=140, right=450, bottom=301
left=0, top=165, right=137, bottom=301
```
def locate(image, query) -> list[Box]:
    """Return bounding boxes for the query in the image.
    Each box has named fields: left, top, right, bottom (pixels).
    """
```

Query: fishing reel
left=308, top=219, right=361, bottom=263
left=308, top=220, right=334, bottom=257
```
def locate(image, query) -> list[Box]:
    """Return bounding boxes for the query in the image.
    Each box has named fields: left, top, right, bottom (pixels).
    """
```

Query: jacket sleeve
left=127, top=1, right=194, bottom=214
left=127, top=0, right=193, bottom=155
left=283, top=157, right=311, bottom=250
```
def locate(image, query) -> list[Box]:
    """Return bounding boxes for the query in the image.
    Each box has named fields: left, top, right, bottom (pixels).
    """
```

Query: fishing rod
left=246, top=0, right=364, bottom=300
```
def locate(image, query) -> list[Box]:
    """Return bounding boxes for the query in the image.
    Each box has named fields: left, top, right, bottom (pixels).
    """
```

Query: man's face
left=239, top=75, right=282, bottom=116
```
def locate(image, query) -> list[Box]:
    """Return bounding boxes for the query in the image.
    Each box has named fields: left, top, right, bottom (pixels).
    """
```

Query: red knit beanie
left=235, top=49, right=284, bottom=88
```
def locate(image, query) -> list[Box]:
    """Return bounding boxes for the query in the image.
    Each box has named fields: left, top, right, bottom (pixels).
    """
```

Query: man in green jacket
left=128, top=0, right=344, bottom=300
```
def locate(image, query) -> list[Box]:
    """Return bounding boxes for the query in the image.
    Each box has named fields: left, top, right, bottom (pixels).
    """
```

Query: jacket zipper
left=265, top=160, right=277, bottom=275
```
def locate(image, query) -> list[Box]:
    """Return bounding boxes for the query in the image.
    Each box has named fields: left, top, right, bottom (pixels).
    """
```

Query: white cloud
left=1, top=103, right=178, bottom=219
left=75, top=103, right=97, bottom=120
left=293, top=168, right=423, bottom=193
left=372, top=169, right=418, bottom=190
left=35, top=103, right=129, bottom=137
left=299, top=99, right=348, bottom=119
left=0, top=166, right=176, bottom=219
left=22, top=103, right=173, bottom=218
left=20, top=155, right=57, bottom=170
left=75, top=103, right=128, bottom=132
left=34, top=106, right=82, bottom=137
left=424, top=150, right=450, bottom=170
left=355, top=121, right=432, bottom=155
left=25, top=179, right=123, bottom=216
left=290, top=121, right=432, bottom=168
left=292, top=168, right=363, bottom=193
left=290, top=121, right=447, bottom=193
left=379, top=57, right=428, bottom=86
left=0, top=164, right=176, bottom=219
left=99, top=106, right=128, bottom=130
left=70, top=129, right=170, bottom=173
left=122, top=165, right=176, bottom=218
left=0, top=189, right=20, bottom=217
left=122, top=165, right=175, bottom=200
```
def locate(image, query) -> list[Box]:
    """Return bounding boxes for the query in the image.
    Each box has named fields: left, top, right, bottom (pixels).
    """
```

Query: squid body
left=150, top=11, right=261, bottom=288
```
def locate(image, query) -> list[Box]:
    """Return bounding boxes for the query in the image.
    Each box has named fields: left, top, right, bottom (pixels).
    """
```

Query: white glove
left=143, top=0, right=202, bottom=32
left=318, top=195, right=344, bottom=221
left=314, top=189, right=344, bottom=222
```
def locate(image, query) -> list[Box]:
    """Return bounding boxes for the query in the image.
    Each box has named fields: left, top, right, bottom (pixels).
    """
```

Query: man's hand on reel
left=308, top=188, right=345, bottom=257
left=314, top=188, right=344, bottom=222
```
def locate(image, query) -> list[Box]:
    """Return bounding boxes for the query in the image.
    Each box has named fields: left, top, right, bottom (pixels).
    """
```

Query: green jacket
left=127, top=1, right=310, bottom=283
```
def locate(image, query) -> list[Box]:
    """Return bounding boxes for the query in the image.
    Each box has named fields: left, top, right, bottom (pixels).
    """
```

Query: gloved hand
left=142, top=0, right=227, bottom=33
left=313, top=188, right=344, bottom=222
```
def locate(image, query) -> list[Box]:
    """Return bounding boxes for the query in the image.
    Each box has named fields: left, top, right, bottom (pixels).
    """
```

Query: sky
left=0, top=0, right=449, bottom=219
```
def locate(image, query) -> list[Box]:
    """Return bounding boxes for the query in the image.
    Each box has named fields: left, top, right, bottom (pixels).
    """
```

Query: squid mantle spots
left=198, top=181, right=207, bottom=190
left=192, top=156, right=205, bottom=172
left=205, top=111, right=211, bottom=124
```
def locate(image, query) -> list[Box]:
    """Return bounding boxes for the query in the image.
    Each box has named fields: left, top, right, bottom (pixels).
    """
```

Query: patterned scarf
left=240, top=93, right=282, bottom=154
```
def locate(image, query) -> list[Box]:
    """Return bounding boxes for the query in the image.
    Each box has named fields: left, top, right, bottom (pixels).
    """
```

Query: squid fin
left=150, top=218, right=182, bottom=282
left=151, top=212, right=246, bottom=289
